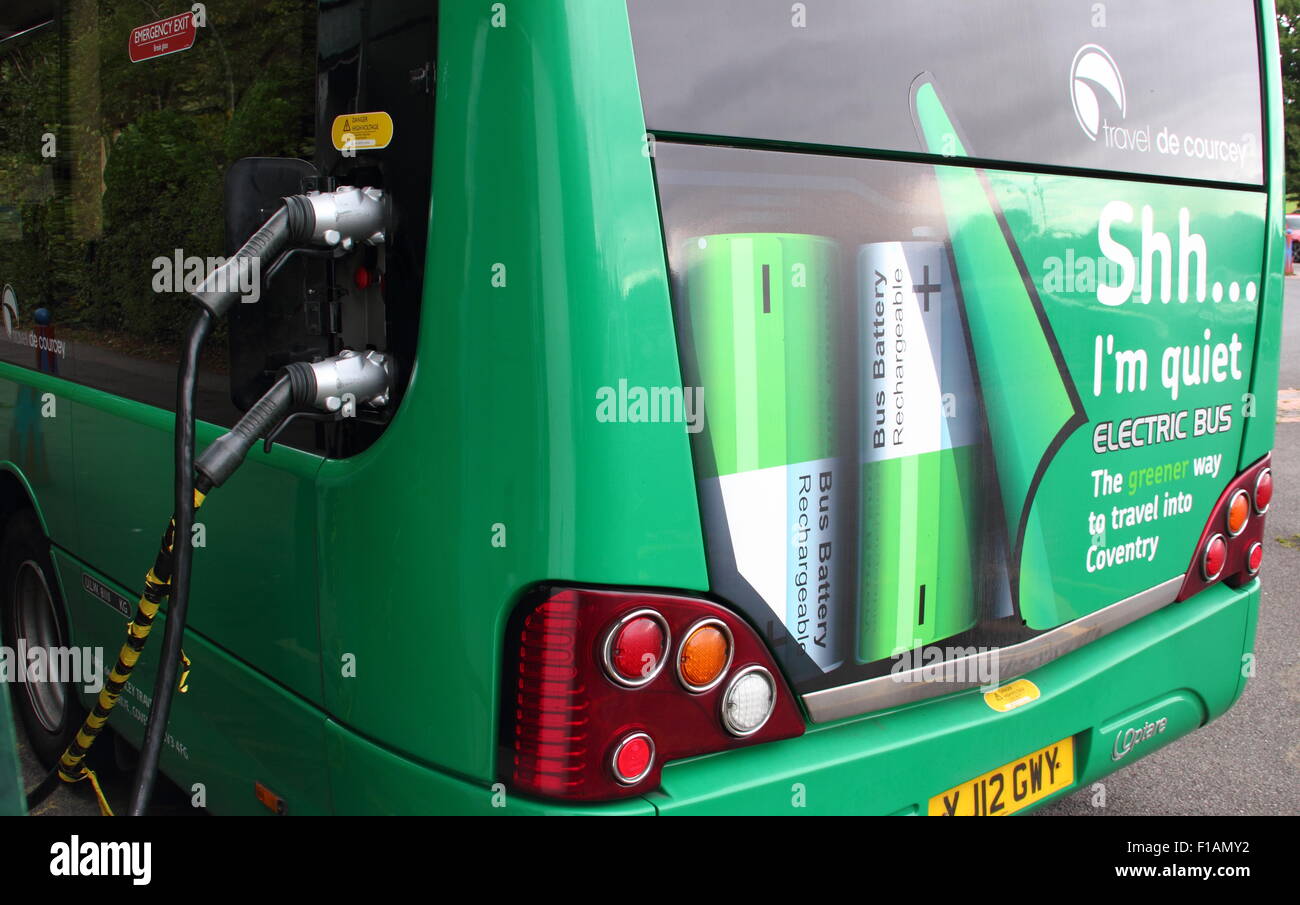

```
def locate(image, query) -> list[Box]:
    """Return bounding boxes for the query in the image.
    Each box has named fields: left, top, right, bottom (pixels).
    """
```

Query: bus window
left=628, top=0, right=1264, bottom=185
left=0, top=0, right=436, bottom=457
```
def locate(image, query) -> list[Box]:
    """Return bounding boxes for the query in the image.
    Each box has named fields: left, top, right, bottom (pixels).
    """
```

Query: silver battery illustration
left=857, top=238, right=982, bottom=662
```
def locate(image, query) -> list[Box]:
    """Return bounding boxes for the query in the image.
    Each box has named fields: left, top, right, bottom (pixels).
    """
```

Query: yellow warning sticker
left=331, top=111, right=394, bottom=152
left=983, top=678, right=1041, bottom=713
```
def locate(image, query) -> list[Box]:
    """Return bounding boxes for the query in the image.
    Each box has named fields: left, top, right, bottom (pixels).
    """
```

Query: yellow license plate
left=928, top=737, right=1074, bottom=816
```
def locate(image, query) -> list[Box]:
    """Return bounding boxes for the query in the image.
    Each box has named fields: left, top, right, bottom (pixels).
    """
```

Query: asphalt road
left=11, top=282, right=1300, bottom=817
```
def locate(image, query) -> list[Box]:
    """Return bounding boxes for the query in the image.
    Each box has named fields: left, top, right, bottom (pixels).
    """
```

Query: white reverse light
left=721, top=666, right=776, bottom=737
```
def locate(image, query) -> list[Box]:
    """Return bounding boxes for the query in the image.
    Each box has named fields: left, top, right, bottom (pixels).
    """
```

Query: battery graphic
left=682, top=233, right=845, bottom=672
left=857, top=240, right=980, bottom=663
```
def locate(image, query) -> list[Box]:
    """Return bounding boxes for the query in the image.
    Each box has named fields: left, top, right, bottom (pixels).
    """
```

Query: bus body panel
left=66, top=395, right=325, bottom=702
left=1241, top=0, right=1285, bottom=467
left=54, top=551, right=334, bottom=815
left=313, top=0, right=708, bottom=782
left=0, top=0, right=1280, bottom=814
left=646, top=580, right=1257, bottom=815
left=0, top=363, right=329, bottom=704
left=0, top=363, right=77, bottom=545
left=321, top=719, right=658, bottom=816
left=317, top=574, right=1255, bottom=816
left=0, top=621, right=22, bottom=815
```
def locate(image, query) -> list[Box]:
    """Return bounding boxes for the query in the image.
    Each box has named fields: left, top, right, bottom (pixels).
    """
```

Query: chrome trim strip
left=0, top=21, right=55, bottom=46
left=801, top=577, right=1184, bottom=724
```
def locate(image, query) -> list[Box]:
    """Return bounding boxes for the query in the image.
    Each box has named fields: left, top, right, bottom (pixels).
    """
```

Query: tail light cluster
left=1176, top=455, right=1271, bottom=601
left=502, top=586, right=804, bottom=802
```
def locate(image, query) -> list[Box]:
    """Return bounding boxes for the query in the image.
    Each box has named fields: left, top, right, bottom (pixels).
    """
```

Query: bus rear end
left=0, top=0, right=1280, bottom=817
left=496, top=0, right=1278, bottom=814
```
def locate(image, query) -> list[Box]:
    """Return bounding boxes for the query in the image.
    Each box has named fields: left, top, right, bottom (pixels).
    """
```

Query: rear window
left=627, top=0, right=1265, bottom=185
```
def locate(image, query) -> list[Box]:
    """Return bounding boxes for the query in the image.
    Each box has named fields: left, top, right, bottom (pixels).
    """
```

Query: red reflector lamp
left=611, top=733, right=654, bottom=785
left=1177, top=454, right=1271, bottom=600
left=1254, top=468, right=1273, bottom=513
left=1247, top=541, right=1263, bottom=575
left=604, top=610, right=668, bottom=686
left=1202, top=534, right=1227, bottom=581
left=503, top=586, right=804, bottom=802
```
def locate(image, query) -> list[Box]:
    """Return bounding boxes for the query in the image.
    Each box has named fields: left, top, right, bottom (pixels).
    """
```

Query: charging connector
left=191, top=185, right=389, bottom=319
left=196, top=349, right=394, bottom=490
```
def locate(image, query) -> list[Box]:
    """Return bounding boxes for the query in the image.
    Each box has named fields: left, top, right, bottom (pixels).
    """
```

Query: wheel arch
left=0, top=464, right=45, bottom=539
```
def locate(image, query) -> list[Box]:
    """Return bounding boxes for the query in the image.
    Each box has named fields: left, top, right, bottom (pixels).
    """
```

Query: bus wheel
left=1, top=509, right=83, bottom=766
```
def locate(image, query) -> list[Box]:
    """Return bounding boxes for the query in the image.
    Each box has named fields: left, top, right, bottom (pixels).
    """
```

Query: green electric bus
left=0, top=0, right=1282, bottom=815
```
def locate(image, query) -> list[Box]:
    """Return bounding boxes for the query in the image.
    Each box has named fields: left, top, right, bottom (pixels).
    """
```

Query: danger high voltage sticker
left=331, top=112, right=395, bottom=152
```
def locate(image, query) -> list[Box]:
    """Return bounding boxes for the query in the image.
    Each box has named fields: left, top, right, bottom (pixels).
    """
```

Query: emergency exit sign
left=128, top=12, right=197, bottom=63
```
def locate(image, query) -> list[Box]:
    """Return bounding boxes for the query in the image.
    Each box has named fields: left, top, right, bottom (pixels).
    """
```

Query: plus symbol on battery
left=912, top=266, right=941, bottom=311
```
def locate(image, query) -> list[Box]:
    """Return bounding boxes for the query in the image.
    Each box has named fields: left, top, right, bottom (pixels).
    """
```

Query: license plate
left=928, top=737, right=1074, bottom=816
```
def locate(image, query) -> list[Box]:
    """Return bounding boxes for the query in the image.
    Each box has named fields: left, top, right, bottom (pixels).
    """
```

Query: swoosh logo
left=1071, top=44, right=1126, bottom=141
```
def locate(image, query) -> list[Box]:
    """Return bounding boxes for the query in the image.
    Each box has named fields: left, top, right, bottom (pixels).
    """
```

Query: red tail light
left=1254, top=468, right=1273, bottom=513
left=1202, top=534, right=1227, bottom=581
left=1246, top=541, right=1263, bottom=575
left=1177, top=455, right=1270, bottom=600
left=604, top=610, right=669, bottom=686
left=503, top=586, right=804, bottom=802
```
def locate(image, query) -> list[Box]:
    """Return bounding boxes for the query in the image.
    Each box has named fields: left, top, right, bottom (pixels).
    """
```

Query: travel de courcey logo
left=1070, top=43, right=1126, bottom=141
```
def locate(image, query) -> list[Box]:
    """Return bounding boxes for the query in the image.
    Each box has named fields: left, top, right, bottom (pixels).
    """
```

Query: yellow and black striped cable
left=46, top=491, right=205, bottom=814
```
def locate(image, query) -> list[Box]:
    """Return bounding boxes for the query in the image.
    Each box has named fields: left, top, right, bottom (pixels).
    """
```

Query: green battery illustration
left=682, top=233, right=845, bottom=672
left=857, top=240, right=980, bottom=663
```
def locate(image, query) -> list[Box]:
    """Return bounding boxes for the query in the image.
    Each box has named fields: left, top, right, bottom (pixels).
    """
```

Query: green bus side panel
left=0, top=663, right=24, bottom=816
left=325, top=576, right=1256, bottom=816
left=322, top=720, right=655, bottom=816
left=65, top=389, right=324, bottom=702
left=51, top=550, right=333, bottom=816
left=1241, top=0, right=1285, bottom=465
left=0, top=362, right=78, bottom=544
left=646, top=580, right=1255, bottom=815
left=314, top=0, right=707, bottom=782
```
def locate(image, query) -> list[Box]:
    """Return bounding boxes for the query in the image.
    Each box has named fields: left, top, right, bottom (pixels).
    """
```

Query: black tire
left=0, top=509, right=84, bottom=767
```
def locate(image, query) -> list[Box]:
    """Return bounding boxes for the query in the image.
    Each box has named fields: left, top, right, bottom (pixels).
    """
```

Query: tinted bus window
left=0, top=1, right=317, bottom=430
left=628, top=0, right=1264, bottom=185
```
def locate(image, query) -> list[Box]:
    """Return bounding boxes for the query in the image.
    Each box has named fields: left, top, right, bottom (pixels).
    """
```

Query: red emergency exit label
left=128, top=12, right=197, bottom=63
